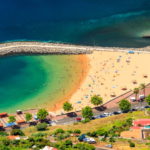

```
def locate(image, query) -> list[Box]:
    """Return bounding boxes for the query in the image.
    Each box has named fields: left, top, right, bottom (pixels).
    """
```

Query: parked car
left=105, top=144, right=113, bottom=148
left=139, top=95, right=145, bottom=101
left=144, top=105, right=150, bottom=108
left=130, top=108, right=137, bottom=112
left=78, top=134, right=86, bottom=141
left=103, top=113, right=110, bottom=117
left=130, top=97, right=136, bottom=102
left=47, top=121, right=56, bottom=126
left=76, top=117, right=82, bottom=122
left=83, top=137, right=96, bottom=144
left=99, top=114, right=106, bottom=118
left=113, top=111, right=122, bottom=115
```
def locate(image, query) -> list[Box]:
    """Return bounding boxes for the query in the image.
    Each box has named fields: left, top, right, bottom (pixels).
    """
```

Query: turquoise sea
left=0, top=55, right=86, bottom=113
left=0, top=0, right=150, bottom=47
left=0, top=0, right=150, bottom=112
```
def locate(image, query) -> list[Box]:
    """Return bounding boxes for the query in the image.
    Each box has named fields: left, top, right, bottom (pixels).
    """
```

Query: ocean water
left=0, top=0, right=150, bottom=47
left=0, top=0, right=150, bottom=112
left=0, top=55, right=86, bottom=113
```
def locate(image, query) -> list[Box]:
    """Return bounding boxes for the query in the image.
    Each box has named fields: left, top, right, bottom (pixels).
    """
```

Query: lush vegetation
left=133, top=88, right=139, bottom=100
left=119, top=99, right=131, bottom=112
left=91, top=95, right=103, bottom=106
left=63, top=102, right=73, bottom=112
left=36, top=123, right=48, bottom=131
left=37, top=109, right=48, bottom=121
left=82, top=106, right=93, bottom=119
left=0, top=111, right=150, bottom=150
left=8, top=116, right=16, bottom=123
left=145, top=95, right=150, bottom=105
left=25, top=113, right=32, bottom=122
left=10, top=129, right=25, bottom=136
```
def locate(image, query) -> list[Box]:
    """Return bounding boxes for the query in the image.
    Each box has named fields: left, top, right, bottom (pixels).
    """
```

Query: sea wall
left=0, top=41, right=150, bottom=56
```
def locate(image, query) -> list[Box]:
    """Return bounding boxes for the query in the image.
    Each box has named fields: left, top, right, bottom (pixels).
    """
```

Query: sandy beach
left=55, top=50, right=150, bottom=114
left=1, top=42, right=150, bottom=114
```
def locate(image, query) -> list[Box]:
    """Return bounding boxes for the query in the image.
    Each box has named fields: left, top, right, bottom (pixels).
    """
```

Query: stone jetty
left=0, top=41, right=150, bottom=56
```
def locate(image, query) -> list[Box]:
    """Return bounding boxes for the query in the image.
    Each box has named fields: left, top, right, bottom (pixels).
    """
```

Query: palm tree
left=140, top=83, right=146, bottom=98
left=140, top=83, right=146, bottom=109
left=133, top=88, right=139, bottom=101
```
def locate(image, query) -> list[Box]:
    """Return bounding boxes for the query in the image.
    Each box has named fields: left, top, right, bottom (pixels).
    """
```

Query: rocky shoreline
left=0, top=41, right=150, bottom=56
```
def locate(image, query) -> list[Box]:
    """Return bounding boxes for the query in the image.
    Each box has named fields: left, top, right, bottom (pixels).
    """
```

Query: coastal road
left=54, top=101, right=147, bottom=125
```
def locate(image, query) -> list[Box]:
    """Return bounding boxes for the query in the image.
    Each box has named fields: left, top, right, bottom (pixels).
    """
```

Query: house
left=133, top=119, right=150, bottom=127
left=0, top=112, right=7, bottom=118
left=7, top=136, right=20, bottom=140
left=17, top=120, right=26, bottom=125
left=121, top=119, right=150, bottom=139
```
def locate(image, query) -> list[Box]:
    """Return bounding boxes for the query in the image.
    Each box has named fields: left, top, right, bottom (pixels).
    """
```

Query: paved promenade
left=53, top=83, right=150, bottom=124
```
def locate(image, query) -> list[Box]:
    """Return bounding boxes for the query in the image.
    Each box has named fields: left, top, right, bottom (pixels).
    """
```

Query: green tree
left=8, top=116, right=16, bottom=123
left=91, top=95, right=103, bottom=106
left=82, top=106, right=93, bottom=119
left=145, top=95, right=150, bottom=105
left=133, top=88, right=139, bottom=100
left=63, top=102, right=73, bottom=112
left=119, top=99, right=131, bottom=112
left=36, top=123, right=47, bottom=131
left=140, top=83, right=146, bottom=97
left=25, top=113, right=32, bottom=122
left=37, top=109, right=48, bottom=121
left=145, top=108, right=150, bottom=116
left=10, top=129, right=25, bottom=136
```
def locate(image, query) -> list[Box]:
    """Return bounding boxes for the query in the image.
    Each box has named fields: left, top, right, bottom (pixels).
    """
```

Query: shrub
left=32, top=132, right=47, bottom=137
left=25, top=113, right=32, bottom=122
left=145, top=95, right=150, bottom=105
left=74, top=129, right=81, bottom=134
left=126, top=118, right=133, bottom=126
left=56, top=132, right=70, bottom=140
left=129, top=142, right=135, bottom=147
left=67, top=130, right=73, bottom=134
left=101, top=137, right=106, bottom=141
left=36, top=123, right=47, bottom=131
left=10, top=129, right=25, bottom=136
left=87, top=131, right=97, bottom=137
left=109, top=137, right=116, bottom=143
left=64, top=140, right=72, bottom=147
left=0, top=132, right=8, bottom=136
left=73, top=143, right=95, bottom=150
left=96, top=129, right=106, bottom=136
left=54, top=128, right=65, bottom=135
left=82, top=118, right=90, bottom=123
left=8, top=116, right=16, bottom=123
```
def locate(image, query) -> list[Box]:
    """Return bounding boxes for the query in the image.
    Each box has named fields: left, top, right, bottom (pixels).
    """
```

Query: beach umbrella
left=110, top=93, right=116, bottom=97
left=132, top=80, right=137, bottom=84
left=143, top=74, right=148, bottom=78
left=128, top=51, right=135, bottom=54
left=121, top=86, right=127, bottom=91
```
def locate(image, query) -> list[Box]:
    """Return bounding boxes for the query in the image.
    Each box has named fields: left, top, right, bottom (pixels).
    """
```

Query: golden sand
left=55, top=50, right=150, bottom=114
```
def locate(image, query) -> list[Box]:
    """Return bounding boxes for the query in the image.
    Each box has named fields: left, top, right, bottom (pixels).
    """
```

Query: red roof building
left=133, top=119, right=150, bottom=127
left=7, top=136, right=20, bottom=140
left=0, top=112, right=7, bottom=118
left=17, top=120, right=26, bottom=124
